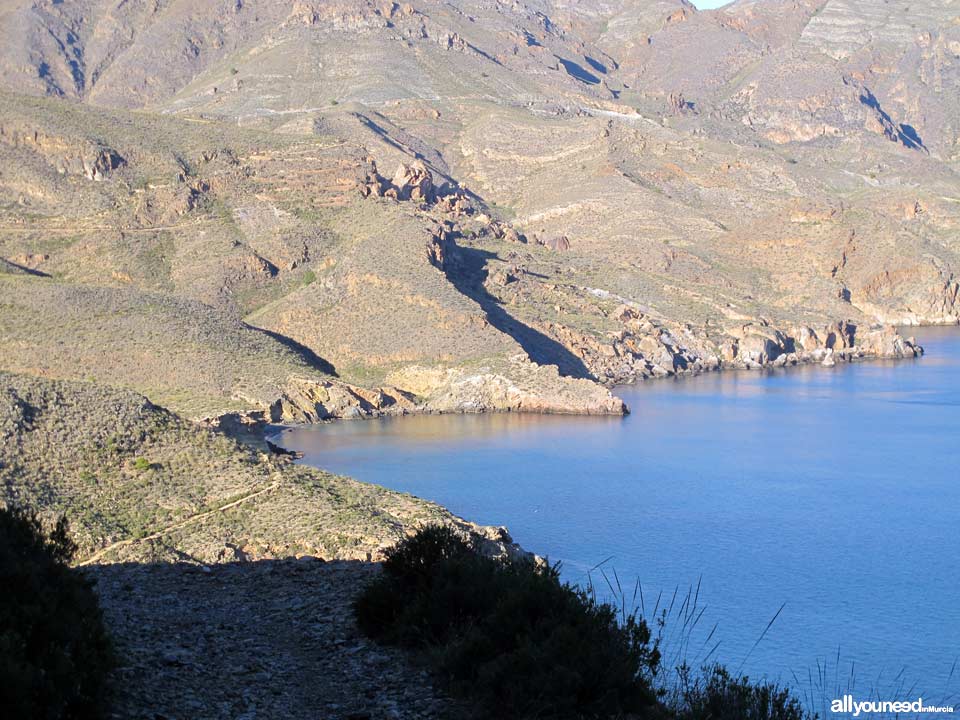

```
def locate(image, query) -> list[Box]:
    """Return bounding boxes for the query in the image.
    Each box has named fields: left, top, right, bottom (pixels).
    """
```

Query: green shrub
left=354, top=526, right=663, bottom=719
left=671, top=664, right=813, bottom=720
left=0, top=506, right=113, bottom=719
left=132, top=457, right=151, bottom=472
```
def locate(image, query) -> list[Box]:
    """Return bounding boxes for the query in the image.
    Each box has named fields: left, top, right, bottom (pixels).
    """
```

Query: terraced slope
left=0, top=91, right=623, bottom=416
left=0, top=0, right=957, bottom=414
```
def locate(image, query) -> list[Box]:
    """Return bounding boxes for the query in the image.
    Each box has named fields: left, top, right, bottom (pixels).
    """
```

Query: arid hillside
left=0, top=0, right=956, bottom=557
left=0, top=7, right=955, bottom=716
left=0, top=371, right=525, bottom=564
left=2, top=1, right=954, bottom=416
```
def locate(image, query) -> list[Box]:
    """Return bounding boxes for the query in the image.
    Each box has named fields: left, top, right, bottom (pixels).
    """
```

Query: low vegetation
left=671, top=664, right=810, bottom=720
left=0, top=506, right=113, bottom=719
left=355, top=526, right=816, bottom=720
left=355, top=525, right=663, bottom=719
left=0, top=372, right=477, bottom=564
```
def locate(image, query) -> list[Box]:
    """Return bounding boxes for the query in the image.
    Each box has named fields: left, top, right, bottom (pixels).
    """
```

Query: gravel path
left=90, top=559, right=464, bottom=720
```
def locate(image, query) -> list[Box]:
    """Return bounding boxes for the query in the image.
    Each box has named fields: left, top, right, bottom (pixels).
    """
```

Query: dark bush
left=672, top=664, right=813, bottom=720
left=354, top=525, right=664, bottom=719
left=0, top=506, right=113, bottom=719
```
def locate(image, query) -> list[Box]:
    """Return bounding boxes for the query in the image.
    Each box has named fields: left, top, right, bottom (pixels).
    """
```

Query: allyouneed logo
left=831, top=695, right=955, bottom=716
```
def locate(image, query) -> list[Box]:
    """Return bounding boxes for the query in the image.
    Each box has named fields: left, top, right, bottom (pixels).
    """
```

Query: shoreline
left=258, top=322, right=948, bottom=440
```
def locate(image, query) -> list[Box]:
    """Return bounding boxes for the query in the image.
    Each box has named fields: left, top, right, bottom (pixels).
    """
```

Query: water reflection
left=275, top=410, right=624, bottom=452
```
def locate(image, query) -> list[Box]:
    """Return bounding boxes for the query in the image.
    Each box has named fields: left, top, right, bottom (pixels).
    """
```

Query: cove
left=277, top=327, right=960, bottom=698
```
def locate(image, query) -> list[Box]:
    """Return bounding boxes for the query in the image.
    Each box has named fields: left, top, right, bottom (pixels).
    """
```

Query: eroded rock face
left=385, top=358, right=627, bottom=415
left=211, top=354, right=627, bottom=440
left=539, top=312, right=711, bottom=385
left=269, top=378, right=419, bottom=422
left=426, top=225, right=453, bottom=270
left=537, top=308, right=922, bottom=385
left=390, top=161, right=434, bottom=202
left=853, top=324, right=922, bottom=359
left=849, top=265, right=960, bottom=326
left=0, top=124, right=126, bottom=180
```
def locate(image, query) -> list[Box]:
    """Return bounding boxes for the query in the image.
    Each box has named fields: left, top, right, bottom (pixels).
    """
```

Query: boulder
left=738, top=326, right=787, bottom=364
left=857, top=325, right=923, bottom=358
left=542, top=235, right=571, bottom=252
left=391, top=161, right=434, bottom=202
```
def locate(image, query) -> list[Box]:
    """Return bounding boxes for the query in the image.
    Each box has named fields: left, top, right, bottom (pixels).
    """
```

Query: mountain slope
left=1, top=0, right=957, bottom=414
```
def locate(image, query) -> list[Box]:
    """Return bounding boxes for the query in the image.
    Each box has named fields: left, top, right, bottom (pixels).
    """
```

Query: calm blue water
left=279, top=327, right=960, bottom=702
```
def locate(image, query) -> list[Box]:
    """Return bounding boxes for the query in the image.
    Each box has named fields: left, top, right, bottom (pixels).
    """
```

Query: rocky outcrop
left=426, top=225, right=453, bottom=270
left=486, top=221, right=526, bottom=244
left=389, top=161, right=434, bottom=202
left=359, top=159, right=445, bottom=206
left=841, top=323, right=922, bottom=359
left=357, top=159, right=387, bottom=198
left=211, top=356, right=627, bottom=449
left=538, top=307, right=922, bottom=385
left=434, top=190, right=472, bottom=217
left=213, top=378, right=419, bottom=435
left=667, top=91, right=693, bottom=115
left=270, top=377, right=418, bottom=422
left=539, top=309, right=713, bottom=385
left=732, top=320, right=921, bottom=368
left=385, top=358, right=627, bottom=415
left=0, top=124, right=125, bottom=180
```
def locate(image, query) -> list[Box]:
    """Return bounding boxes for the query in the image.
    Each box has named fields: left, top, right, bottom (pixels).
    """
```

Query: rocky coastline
left=539, top=313, right=926, bottom=387
left=212, top=318, right=928, bottom=446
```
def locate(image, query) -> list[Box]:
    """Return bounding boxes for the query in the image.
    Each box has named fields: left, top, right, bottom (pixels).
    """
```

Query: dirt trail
left=79, top=481, right=282, bottom=566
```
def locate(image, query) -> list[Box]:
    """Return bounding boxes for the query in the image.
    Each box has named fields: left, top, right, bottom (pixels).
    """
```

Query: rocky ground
left=91, top=559, right=466, bottom=720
